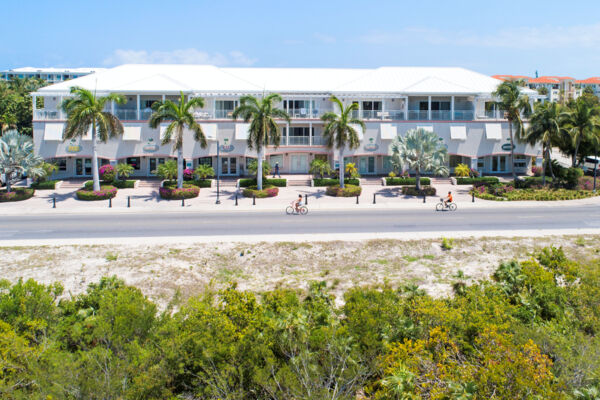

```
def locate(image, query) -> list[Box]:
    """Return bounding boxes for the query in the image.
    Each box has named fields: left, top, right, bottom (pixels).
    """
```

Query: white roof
left=35, top=64, right=520, bottom=96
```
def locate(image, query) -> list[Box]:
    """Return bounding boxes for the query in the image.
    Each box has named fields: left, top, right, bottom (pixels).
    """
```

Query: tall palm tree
left=321, top=96, right=365, bottom=188
left=390, top=128, right=448, bottom=191
left=149, top=92, right=207, bottom=189
left=560, top=98, right=600, bottom=167
left=232, top=93, right=290, bottom=190
left=61, top=87, right=126, bottom=191
left=0, top=130, right=44, bottom=192
left=526, top=102, right=562, bottom=185
left=492, top=81, right=531, bottom=181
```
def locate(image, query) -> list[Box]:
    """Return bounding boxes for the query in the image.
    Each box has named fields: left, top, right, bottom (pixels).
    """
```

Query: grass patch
left=105, top=252, right=118, bottom=262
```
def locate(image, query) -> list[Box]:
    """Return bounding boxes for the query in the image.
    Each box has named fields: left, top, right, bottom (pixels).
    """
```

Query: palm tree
left=321, top=96, right=365, bottom=188
left=526, top=102, right=562, bottom=185
left=115, top=163, right=134, bottom=181
left=232, top=94, right=290, bottom=190
left=390, top=128, right=448, bottom=191
left=309, top=158, right=332, bottom=179
left=61, top=87, right=126, bottom=191
left=492, top=81, right=532, bottom=181
left=0, top=130, right=44, bottom=192
left=560, top=98, right=600, bottom=167
left=149, top=92, right=207, bottom=189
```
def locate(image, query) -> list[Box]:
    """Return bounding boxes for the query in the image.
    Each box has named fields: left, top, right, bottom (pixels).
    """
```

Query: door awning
left=485, top=123, right=502, bottom=140
left=235, top=123, right=250, bottom=140
left=123, top=126, right=141, bottom=141
left=450, top=125, right=467, bottom=140
left=200, top=123, right=217, bottom=140
left=417, top=125, right=434, bottom=133
left=44, top=123, right=64, bottom=141
left=380, top=123, right=397, bottom=139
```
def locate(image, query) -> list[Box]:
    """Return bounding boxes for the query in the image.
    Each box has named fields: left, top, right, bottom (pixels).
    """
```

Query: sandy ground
left=2, top=235, right=598, bottom=307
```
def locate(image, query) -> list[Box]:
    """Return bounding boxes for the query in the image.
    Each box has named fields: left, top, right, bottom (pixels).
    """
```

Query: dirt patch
left=1, top=235, right=598, bottom=308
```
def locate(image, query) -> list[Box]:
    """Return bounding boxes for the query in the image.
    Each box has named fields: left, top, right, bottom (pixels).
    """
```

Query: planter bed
left=386, top=177, right=431, bottom=186
left=85, top=180, right=137, bottom=190
left=325, top=184, right=362, bottom=197
left=239, top=178, right=286, bottom=188
left=456, top=177, right=500, bottom=185
left=159, top=184, right=200, bottom=200
left=314, top=178, right=360, bottom=187
left=473, top=187, right=599, bottom=201
left=31, top=180, right=61, bottom=190
left=185, top=179, right=212, bottom=188
left=76, top=185, right=117, bottom=201
left=401, top=186, right=437, bottom=196
left=242, top=185, right=279, bottom=198
left=0, top=188, right=35, bottom=202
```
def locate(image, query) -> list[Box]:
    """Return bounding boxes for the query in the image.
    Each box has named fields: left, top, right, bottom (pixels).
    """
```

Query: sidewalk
left=1, top=183, right=599, bottom=215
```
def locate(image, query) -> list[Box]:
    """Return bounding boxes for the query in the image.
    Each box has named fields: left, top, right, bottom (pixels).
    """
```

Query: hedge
left=325, top=184, right=362, bottom=197
left=84, top=180, right=136, bottom=189
left=456, top=177, right=500, bottom=185
left=239, top=178, right=287, bottom=187
left=0, top=188, right=35, bottom=202
left=242, top=185, right=279, bottom=198
left=31, top=180, right=60, bottom=190
left=386, top=177, right=431, bottom=186
left=401, top=186, right=437, bottom=196
left=187, top=179, right=212, bottom=188
left=314, top=178, right=360, bottom=187
left=76, top=185, right=117, bottom=201
left=159, top=184, right=200, bottom=200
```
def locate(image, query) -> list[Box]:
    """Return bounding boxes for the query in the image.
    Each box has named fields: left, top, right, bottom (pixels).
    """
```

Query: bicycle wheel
left=300, top=206, right=308, bottom=215
left=286, top=206, right=294, bottom=215
left=435, top=203, right=444, bottom=211
left=449, top=203, right=457, bottom=211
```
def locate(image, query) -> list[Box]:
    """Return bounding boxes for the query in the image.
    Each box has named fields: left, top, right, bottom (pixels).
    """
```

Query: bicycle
left=286, top=201, right=308, bottom=215
left=436, top=198, right=457, bottom=211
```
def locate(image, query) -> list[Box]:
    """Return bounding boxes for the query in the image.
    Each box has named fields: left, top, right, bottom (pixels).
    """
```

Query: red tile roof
left=491, top=74, right=530, bottom=81
left=576, top=77, right=600, bottom=84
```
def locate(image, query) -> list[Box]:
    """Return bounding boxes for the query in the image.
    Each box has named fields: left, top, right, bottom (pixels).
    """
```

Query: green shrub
left=242, top=185, right=279, bottom=198
left=473, top=185, right=599, bottom=201
left=456, top=177, right=500, bottom=185
left=85, top=180, right=136, bottom=189
left=401, top=185, right=436, bottom=196
left=441, top=237, right=454, bottom=250
left=159, top=184, right=200, bottom=200
left=30, top=180, right=60, bottom=190
left=239, top=178, right=287, bottom=187
left=76, top=185, right=117, bottom=201
left=314, top=178, right=360, bottom=187
left=0, top=187, right=35, bottom=202
left=186, top=179, right=212, bottom=188
left=325, top=184, right=362, bottom=197
left=386, top=177, right=431, bottom=186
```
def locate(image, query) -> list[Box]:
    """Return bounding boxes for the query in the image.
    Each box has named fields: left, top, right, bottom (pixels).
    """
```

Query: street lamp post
left=216, top=140, right=221, bottom=204
left=594, top=146, right=598, bottom=193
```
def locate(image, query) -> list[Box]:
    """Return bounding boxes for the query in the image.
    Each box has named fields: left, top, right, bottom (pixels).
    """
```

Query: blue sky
left=2, top=0, right=600, bottom=77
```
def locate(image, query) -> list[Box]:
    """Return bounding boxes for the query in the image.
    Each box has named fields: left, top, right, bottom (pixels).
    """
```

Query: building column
left=111, top=100, right=115, bottom=115
left=404, top=97, right=408, bottom=120
left=59, top=96, right=64, bottom=119
left=381, top=97, right=385, bottom=119
left=32, top=95, right=37, bottom=118
left=451, top=96, right=455, bottom=121
left=309, top=97, right=313, bottom=119
left=309, top=122, right=313, bottom=146
left=136, top=94, right=140, bottom=120
left=427, top=96, right=432, bottom=120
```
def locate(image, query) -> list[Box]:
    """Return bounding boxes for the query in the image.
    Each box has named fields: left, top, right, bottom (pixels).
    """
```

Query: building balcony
left=214, top=110, right=234, bottom=119
left=408, top=110, right=428, bottom=120
left=34, top=110, right=63, bottom=120
left=453, top=110, right=474, bottom=120
left=115, top=109, right=138, bottom=120
left=288, top=136, right=310, bottom=145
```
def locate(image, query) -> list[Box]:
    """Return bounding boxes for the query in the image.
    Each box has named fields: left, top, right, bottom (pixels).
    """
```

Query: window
left=127, top=157, right=141, bottom=170
left=449, top=155, right=462, bottom=168
left=514, top=155, right=527, bottom=169
left=50, top=158, right=67, bottom=171
left=362, top=101, right=382, bottom=111
left=215, top=100, right=238, bottom=111
left=197, top=157, right=212, bottom=167
left=477, top=159, right=484, bottom=169
left=143, top=100, right=157, bottom=109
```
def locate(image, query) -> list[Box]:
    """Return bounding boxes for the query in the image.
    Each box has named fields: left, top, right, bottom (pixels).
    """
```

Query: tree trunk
left=573, top=129, right=582, bottom=167
left=547, top=142, right=556, bottom=182
left=91, top=120, right=100, bottom=191
left=415, top=167, right=421, bottom=191
left=177, top=148, right=183, bottom=189
left=5, top=171, right=11, bottom=192
left=509, top=121, right=517, bottom=182
left=339, top=148, right=345, bottom=188
left=257, top=148, right=264, bottom=190
left=541, top=144, right=546, bottom=186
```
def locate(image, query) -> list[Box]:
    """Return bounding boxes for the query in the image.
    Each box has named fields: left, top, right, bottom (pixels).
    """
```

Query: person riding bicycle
left=294, top=194, right=303, bottom=213
left=444, top=191, right=453, bottom=208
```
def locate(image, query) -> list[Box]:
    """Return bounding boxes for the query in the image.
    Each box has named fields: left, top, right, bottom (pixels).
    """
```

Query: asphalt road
left=0, top=204, right=598, bottom=240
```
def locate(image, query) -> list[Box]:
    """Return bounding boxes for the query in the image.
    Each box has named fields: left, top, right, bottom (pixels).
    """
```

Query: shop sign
left=66, top=139, right=81, bottom=153
left=501, top=143, right=516, bottom=151
left=220, top=138, right=235, bottom=153
left=143, top=138, right=159, bottom=153
left=364, top=137, right=379, bottom=152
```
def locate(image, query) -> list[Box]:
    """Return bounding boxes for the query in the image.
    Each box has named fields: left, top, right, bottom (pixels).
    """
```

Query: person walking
left=273, top=162, right=281, bottom=178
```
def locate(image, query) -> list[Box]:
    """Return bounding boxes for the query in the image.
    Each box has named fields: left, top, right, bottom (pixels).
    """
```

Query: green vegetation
left=456, top=176, right=500, bottom=185
left=345, top=162, right=361, bottom=178
left=441, top=236, right=454, bottom=250
left=313, top=178, right=360, bottom=186
left=30, top=179, right=60, bottom=190
left=154, top=159, right=177, bottom=181
left=0, top=187, right=35, bottom=202
left=242, top=185, right=279, bottom=198
left=309, top=158, right=332, bottom=179
left=239, top=178, right=287, bottom=187
left=386, top=177, right=431, bottom=186
left=75, top=185, right=117, bottom=201
left=401, top=185, right=436, bottom=196
left=0, top=77, right=47, bottom=136
left=321, top=95, right=365, bottom=188
left=0, top=130, right=44, bottom=192
left=159, top=183, right=200, bottom=200
left=1, top=248, right=599, bottom=399
left=193, top=164, right=214, bottom=181
left=325, top=184, right=362, bottom=197
left=116, top=163, right=135, bottom=181
left=85, top=179, right=135, bottom=189
left=453, top=162, right=471, bottom=177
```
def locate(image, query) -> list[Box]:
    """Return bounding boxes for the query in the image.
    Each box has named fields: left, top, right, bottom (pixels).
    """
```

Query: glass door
left=492, top=156, right=507, bottom=172
left=149, top=158, right=165, bottom=176
left=359, top=157, right=368, bottom=174
left=75, top=158, right=92, bottom=176
left=368, top=156, right=375, bottom=173
left=221, top=157, right=237, bottom=175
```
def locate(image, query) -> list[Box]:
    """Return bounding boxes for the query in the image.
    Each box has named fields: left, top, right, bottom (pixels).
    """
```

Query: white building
left=1, top=67, right=105, bottom=83
left=32, top=64, right=542, bottom=178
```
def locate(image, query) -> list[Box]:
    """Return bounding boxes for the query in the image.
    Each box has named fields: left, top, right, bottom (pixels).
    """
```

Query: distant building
left=575, top=77, right=600, bottom=97
left=1, top=67, right=105, bottom=83
left=492, top=74, right=584, bottom=102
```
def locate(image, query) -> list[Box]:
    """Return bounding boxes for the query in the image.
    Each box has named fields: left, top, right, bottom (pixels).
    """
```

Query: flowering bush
left=531, top=165, right=543, bottom=177
left=183, top=168, right=194, bottom=180
left=472, top=183, right=599, bottom=201
left=470, top=168, right=480, bottom=178
left=242, top=185, right=279, bottom=198
left=401, top=185, right=436, bottom=196
left=0, top=188, right=35, bottom=202
left=325, top=184, right=362, bottom=197
left=99, top=164, right=116, bottom=183
left=159, top=184, right=200, bottom=200
left=76, top=185, right=117, bottom=201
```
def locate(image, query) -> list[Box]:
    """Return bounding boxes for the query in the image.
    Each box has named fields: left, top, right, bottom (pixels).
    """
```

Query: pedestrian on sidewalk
left=273, top=162, right=281, bottom=178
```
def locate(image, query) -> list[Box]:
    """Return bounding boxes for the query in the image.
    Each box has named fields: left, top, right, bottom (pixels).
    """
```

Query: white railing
left=430, top=110, right=452, bottom=120
left=215, top=110, right=234, bottom=119
left=454, top=110, right=474, bottom=120
left=115, top=109, right=138, bottom=120
left=288, top=136, right=310, bottom=145
left=386, top=110, right=405, bottom=120
left=407, top=110, right=428, bottom=120
left=193, top=110, right=213, bottom=120
left=311, top=136, right=325, bottom=146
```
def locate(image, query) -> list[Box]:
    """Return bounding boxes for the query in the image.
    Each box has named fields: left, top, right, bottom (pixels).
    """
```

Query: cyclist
left=294, top=194, right=303, bottom=213
left=444, top=191, right=453, bottom=208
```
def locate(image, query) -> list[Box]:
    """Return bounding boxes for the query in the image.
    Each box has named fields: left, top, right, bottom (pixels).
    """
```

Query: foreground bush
left=85, top=180, right=136, bottom=189
left=401, top=185, right=436, bottom=196
left=314, top=178, right=360, bottom=187
left=456, top=176, right=500, bottom=185
left=473, top=182, right=599, bottom=201
left=242, top=185, right=279, bottom=198
left=386, top=177, right=430, bottom=186
left=159, top=184, right=200, bottom=200
left=1, top=248, right=599, bottom=399
left=76, top=185, right=117, bottom=201
left=239, top=178, right=287, bottom=187
left=325, top=184, right=362, bottom=197
left=186, top=179, right=212, bottom=188
left=0, top=187, right=35, bottom=202
left=30, top=179, right=60, bottom=190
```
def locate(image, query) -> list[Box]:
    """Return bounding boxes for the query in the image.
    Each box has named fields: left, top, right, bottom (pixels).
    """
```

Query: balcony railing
left=34, top=110, right=62, bottom=120
left=482, top=110, right=501, bottom=119
left=453, top=110, right=474, bottom=120
left=430, top=111, right=452, bottom=120
left=215, top=110, right=234, bottom=119
left=386, top=110, right=405, bottom=120
left=312, top=136, right=325, bottom=146
left=288, top=136, right=310, bottom=145
left=408, top=110, right=428, bottom=120
left=115, top=109, right=138, bottom=120
left=140, top=109, right=153, bottom=120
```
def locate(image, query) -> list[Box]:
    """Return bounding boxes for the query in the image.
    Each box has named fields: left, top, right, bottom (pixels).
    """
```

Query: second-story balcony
left=408, top=110, right=428, bottom=120
left=288, top=136, right=310, bottom=145
left=453, top=110, right=474, bottom=120
left=215, top=110, right=234, bottom=119
left=34, top=110, right=63, bottom=120
left=115, top=109, right=138, bottom=120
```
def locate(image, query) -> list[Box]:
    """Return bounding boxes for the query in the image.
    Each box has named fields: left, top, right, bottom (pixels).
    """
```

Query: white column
left=59, top=96, right=64, bottom=119
left=381, top=98, right=385, bottom=120
left=32, top=95, right=37, bottom=119
left=212, top=98, right=216, bottom=119
left=309, top=122, right=313, bottom=146
left=451, top=96, right=455, bottom=121
left=309, top=98, right=313, bottom=119
left=136, top=94, right=140, bottom=120
left=286, top=123, right=290, bottom=146
left=111, top=100, right=115, bottom=115
left=404, top=96, right=408, bottom=120
left=427, top=96, right=432, bottom=120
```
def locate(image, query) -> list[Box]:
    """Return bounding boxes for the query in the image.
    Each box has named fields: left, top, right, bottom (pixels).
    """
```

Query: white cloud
left=360, top=23, right=600, bottom=50
left=103, top=48, right=257, bottom=66
left=313, top=33, right=336, bottom=44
